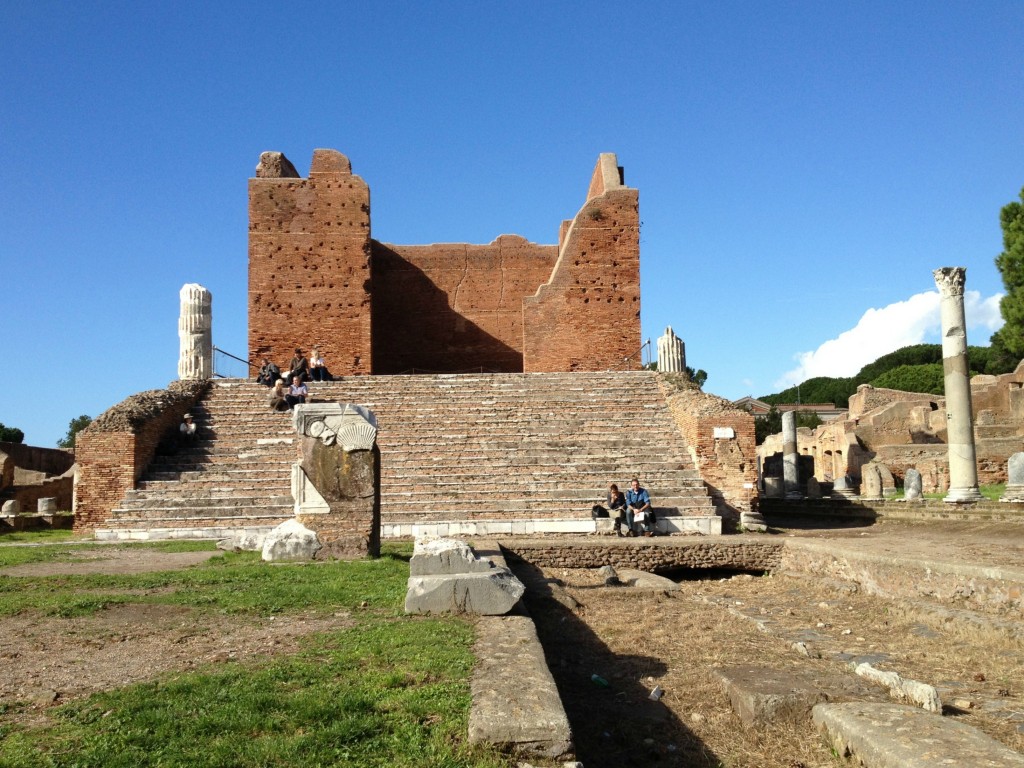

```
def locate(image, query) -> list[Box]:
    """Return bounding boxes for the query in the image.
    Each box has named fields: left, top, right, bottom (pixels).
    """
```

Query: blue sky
left=3, top=1, right=1022, bottom=446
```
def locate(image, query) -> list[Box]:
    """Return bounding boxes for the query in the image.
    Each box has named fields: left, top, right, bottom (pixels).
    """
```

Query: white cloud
left=776, top=290, right=1004, bottom=388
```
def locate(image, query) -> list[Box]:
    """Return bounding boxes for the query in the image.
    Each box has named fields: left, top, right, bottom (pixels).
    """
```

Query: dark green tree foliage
left=754, top=405, right=782, bottom=445
left=759, top=343, right=1011, bottom=406
left=870, top=363, right=945, bottom=395
left=991, top=187, right=1024, bottom=365
left=854, top=344, right=944, bottom=381
left=57, top=415, right=93, bottom=449
left=761, top=377, right=857, bottom=408
left=0, top=423, right=25, bottom=444
left=685, top=366, right=708, bottom=388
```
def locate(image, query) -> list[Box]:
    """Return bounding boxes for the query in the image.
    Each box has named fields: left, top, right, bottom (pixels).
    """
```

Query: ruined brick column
left=933, top=267, right=982, bottom=503
left=656, top=326, right=686, bottom=373
left=782, top=410, right=801, bottom=499
left=178, top=283, right=212, bottom=380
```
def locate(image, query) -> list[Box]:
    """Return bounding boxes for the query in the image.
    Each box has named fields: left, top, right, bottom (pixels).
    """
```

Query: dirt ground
left=511, top=520, right=1024, bottom=768
left=2, top=523, right=1023, bottom=768
left=0, top=548, right=353, bottom=730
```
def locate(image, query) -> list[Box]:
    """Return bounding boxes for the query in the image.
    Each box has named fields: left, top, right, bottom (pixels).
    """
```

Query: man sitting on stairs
left=626, top=477, right=654, bottom=537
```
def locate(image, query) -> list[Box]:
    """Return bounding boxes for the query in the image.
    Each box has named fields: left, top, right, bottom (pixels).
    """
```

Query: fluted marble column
left=656, top=326, right=686, bottom=373
left=933, top=267, right=981, bottom=502
left=178, top=283, right=212, bottom=380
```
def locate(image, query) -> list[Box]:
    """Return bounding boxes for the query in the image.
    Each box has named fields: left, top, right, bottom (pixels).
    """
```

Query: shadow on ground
left=506, top=556, right=722, bottom=767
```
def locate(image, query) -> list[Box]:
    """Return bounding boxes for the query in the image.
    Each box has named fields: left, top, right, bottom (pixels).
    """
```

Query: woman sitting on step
left=268, top=379, right=289, bottom=412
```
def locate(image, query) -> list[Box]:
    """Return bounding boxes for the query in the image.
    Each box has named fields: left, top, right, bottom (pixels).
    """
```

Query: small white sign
left=713, top=427, right=735, bottom=439
left=743, top=483, right=754, bottom=489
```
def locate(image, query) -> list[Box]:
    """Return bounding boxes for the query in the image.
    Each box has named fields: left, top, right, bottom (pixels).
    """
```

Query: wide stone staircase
left=96, top=372, right=718, bottom=540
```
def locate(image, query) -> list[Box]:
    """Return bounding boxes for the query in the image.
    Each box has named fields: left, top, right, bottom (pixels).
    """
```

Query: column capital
left=933, top=267, right=966, bottom=297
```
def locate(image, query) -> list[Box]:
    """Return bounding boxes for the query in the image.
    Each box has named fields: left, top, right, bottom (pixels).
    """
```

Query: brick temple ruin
left=248, top=149, right=641, bottom=375
left=65, top=149, right=763, bottom=540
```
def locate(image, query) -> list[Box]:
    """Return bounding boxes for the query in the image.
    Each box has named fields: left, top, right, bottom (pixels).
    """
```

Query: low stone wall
left=74, top=380, right=208, bottom=531
left=499, top=538, right=783, bottom=573
left=0, top=443, right=74, bottom=490
left=761, top=497, right=1024, bottom=524
left=781, top=538, right=1024, bottom=614
left=0, top=512, right=74, bottom=533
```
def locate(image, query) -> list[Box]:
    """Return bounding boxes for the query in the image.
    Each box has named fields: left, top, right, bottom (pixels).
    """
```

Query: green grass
left=0, top=542, right=510, bottom=767
left=0, top=545, right=411, bottom=618
left=0, top=529, right=79, bottom=544
left=892, top=484, right=1005, bottom=501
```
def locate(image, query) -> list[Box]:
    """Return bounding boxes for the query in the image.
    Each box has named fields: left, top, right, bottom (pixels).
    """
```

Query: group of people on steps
left=257, top=347, right=329, bottom=411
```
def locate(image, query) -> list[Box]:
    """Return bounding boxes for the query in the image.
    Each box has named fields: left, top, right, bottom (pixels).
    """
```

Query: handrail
left=612, top=338, right=652, bottom=370
left=212, top=346, right=257, bottom=379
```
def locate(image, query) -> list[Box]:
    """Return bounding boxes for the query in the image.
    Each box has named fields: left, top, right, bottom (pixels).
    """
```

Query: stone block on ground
left=409, top=537, right=496, bottom=576
left=855, top=663, right=941, bottom=712
left=813, top=702, right=1024, bottom=767
left=405, top=568, right=525, bottom=615
left=217, top=531, right=266, bottom=552
left=615, top=568, right=680, bottom=592
left=714, top=665, right=830, bottom=727
left=261, top=519, right=322, bottom=562
left=37, top=498, right=57, bottom=513
left=1, top=500, right=20, bottom=515
left=469, top=615, right=573, bottom=759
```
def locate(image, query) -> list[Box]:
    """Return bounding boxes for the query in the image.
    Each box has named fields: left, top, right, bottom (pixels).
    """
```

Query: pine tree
left=990, top=187, right=1024, bottom=368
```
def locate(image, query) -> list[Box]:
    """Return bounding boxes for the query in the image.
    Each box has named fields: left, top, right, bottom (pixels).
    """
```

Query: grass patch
left=0, top=529, right=79, bottom=544
left=1, top=620, right=507, bottom=768
left=0, top=545, right=412, bottom=618
left=894, top=484, right=1005, bottom=501
left=0, top=542, right=509, bottom=767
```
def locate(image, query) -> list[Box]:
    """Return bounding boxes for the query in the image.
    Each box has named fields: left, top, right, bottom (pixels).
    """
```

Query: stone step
left=103, top=371, right=715, bottom=535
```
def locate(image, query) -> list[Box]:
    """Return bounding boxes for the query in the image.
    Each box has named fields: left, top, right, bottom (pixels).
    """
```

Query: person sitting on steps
left=179, top=414, right=197, bottom=445
left=285, top=375, right=309, bottom=410
left=626, top=477, right=654, bottom=537
left=606, top=483, right=629, bottom=536
left=268, top=379, right=289, bottom=412
left=285, top=348, right=309, bottom=382
left=256, top=357, right=281, bottom=387
left=309, top=346, right=331, bottom=382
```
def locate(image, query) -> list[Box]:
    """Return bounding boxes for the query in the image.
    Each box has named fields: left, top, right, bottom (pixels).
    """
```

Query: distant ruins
left=760, top=360, right=1024, bottom=495
left=248, top=149, right=641, bottom=375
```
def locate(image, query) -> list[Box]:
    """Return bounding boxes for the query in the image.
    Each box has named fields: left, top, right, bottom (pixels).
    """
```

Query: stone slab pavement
left=814, top=702, right=1024, bottom=767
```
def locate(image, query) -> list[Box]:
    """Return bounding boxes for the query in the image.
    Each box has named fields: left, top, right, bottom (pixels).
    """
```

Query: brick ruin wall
left=658, top=374, right=759, bottom=520
left=370, top=238, right=557, bottom=373
left=249, top=149, right=640, bottom=375
left=249, top=149, right=373, bottom=377
left=74, top=381, right=207, bottom=530
left=763, top=361, right=1024, bottom=493
left=522, top=156, right=641, bottom=372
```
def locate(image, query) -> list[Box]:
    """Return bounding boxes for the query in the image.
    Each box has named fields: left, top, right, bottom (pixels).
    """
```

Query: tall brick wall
left=249, top=149, right=373, bottom=377
left=371, top=237, right=557, bottom=373
left=74, top=381, right=207, bottom=531
left=659, top=375, right=759, bottom=520
left=523, top=154, right=641, bottom=372
left=248, top=149, right=640, bottom=376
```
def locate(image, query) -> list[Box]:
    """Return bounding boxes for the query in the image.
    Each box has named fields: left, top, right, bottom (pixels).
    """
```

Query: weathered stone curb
left=813, top=702, right=1024, bottom=767
left=465, top=540, right=574, bottom=759
left=469, top=615, right=573, bottom=760
left=404, top=538, right=525, bottom=615
left=780, top=537, right=1024, bottom=614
